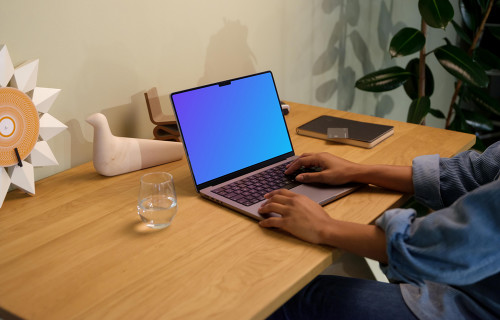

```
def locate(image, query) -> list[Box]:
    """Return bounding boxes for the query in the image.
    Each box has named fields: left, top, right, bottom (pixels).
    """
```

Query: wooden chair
left=144, top=87, right=180, bottom=141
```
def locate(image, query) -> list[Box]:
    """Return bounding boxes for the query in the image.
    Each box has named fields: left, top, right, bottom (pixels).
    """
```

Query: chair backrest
left=144, top=87, right=176, bottom=125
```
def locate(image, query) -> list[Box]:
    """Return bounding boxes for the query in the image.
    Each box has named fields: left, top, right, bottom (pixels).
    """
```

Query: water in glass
left=137, top=172, right=177, bottom=229
left=137, top=195, right=177, bottom=228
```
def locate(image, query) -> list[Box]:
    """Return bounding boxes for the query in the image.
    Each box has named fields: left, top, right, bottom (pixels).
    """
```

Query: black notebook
left=296, top=115, right=394, bottom=148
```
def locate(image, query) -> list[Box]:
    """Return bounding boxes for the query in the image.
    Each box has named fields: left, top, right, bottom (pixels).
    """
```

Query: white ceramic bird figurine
left=86, top=113, right=183, bottom=176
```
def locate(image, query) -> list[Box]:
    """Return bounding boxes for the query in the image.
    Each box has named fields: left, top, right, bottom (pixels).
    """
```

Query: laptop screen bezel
left=170, top=71, right=295, bottom=192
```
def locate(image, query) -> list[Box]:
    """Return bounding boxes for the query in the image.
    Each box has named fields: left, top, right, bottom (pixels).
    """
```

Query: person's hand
left=258, top=190, right=389, bottom=262
left=285, top=153, right=359, bottom=185
left=258, top=189, right=334, bottom=244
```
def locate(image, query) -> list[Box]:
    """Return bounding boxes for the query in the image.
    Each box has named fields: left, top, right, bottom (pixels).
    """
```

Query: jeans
left=267, top=275, right=418, bottom=320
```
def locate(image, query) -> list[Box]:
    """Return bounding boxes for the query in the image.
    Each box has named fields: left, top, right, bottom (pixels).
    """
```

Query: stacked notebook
left=296, top=115, right=394, bottom=148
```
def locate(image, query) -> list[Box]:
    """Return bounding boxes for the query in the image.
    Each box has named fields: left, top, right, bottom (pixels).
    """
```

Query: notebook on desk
left=170, top=71, right=359, bottom=221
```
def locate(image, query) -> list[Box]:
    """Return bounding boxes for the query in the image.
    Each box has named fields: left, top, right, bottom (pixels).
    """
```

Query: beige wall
left=0, top=0, right=457, bottom=181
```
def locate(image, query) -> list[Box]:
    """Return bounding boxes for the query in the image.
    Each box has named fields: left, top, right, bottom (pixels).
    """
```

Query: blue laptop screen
left=171, top=72, right=293, bottom=186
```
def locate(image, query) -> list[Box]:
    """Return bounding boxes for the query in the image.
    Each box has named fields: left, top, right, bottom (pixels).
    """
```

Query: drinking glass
left=137, top=172, right=178, bottom=229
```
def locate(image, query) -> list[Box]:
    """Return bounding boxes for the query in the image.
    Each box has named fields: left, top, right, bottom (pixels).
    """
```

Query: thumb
left=259, top=217, right=284, bottom=229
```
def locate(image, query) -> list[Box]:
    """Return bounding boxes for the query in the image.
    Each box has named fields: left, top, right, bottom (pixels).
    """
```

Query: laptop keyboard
left=212, top=162, right=300, bottom=206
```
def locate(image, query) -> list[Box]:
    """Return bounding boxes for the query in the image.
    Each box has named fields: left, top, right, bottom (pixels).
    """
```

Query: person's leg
left=268, top=275, right=417, bottom=320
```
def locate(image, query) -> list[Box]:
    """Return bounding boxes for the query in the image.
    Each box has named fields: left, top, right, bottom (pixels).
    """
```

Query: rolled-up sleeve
left=376, top=180, right=500, bottom=286
left=413, top=142, right=500, bottom=210
left=412, top=154, right=443, bottom=209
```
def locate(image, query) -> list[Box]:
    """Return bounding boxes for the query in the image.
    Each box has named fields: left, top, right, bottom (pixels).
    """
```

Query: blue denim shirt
left=376, top=141, right=500, bottom=320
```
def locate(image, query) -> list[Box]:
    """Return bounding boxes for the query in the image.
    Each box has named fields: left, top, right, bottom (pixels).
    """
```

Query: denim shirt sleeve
left=413, top=141, right=500, bottom=210
left=376, top=178, right=500, bottom=286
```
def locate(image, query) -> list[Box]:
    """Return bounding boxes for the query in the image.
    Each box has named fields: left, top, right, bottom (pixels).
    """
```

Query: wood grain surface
left=0, top=102, right=475, bottom=320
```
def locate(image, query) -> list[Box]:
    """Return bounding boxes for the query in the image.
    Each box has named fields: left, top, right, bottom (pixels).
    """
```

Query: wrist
left=350, top=164, right=414, bottom=193
left=347, top=163, right=373, bottom=184
left=317, top=218, right=341, bottom=246
left=318, top=219, right=389, bottom=263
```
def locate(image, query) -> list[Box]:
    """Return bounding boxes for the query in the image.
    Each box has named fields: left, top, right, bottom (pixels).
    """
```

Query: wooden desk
left=0, top=102, right=475, bottom=320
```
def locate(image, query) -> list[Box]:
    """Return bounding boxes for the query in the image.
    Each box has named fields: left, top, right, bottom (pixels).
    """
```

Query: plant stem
left=419, top=18, right=426, bottom=99
left=445, top=0, right=495, bottom=129
left=445, top=82, right=463, bottom=128
left=419, top=18, right=427, bottom=125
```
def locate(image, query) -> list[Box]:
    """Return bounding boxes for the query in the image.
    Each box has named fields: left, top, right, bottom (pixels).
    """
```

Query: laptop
left=170, top=71, right=358, bottom=221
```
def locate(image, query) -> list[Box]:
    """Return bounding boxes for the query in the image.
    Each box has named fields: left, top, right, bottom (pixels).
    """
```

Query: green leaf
left=407, top=96, right=431, bottom=124
left=462, top=109, right=494, bottom=131
left=429, top=108, right=446, bottom=118
left=477, top=0, right=489, bottom=12
left=443, top=37, right=453, bottom=46
left=486, top=25, right=500, bottom=41
left=451, top=20, right=472, bottom=45
left=403, top=58, right=435, bottom=100
left=355, top=67, right=412, bottom=92
left=464, top=85, right=500, bottom=116
left=474, top=47, right=500, bottom=71
left=472, top=139, right=487, bottom=152
left=449, top=103, right=472, bottom=132
left=434, top=45, right=489, bottom=87
left=459, top=0, right=480, bottom=32
left=419, top=0, right=454, bottom=29
left=389, top=28, right=426, bottom=58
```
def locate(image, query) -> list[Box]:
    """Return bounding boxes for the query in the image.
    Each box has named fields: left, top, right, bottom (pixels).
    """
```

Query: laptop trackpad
left=291, top=183, right=358, bottom=205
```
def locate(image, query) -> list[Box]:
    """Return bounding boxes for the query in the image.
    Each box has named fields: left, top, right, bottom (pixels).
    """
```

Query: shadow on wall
left=99, top=91, right=153, bottom=139
left=198, top=19, right=257, bottom=85
left=314, top=0, right=405, bottom=117
left=67, top=119, right=93, bottom=168
left=69, top=90, right=154, bottom=168
left=70, top=43, right=147, bottom=167
left=69, top=19, right=256, bottom=168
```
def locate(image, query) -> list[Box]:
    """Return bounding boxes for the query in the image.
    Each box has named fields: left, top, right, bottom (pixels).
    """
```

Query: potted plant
left=355, top=0, right=500, bottom=150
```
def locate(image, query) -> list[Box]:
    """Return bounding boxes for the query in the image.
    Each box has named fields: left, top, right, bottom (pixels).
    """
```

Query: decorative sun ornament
left=0, top=44, right=67, bottom=208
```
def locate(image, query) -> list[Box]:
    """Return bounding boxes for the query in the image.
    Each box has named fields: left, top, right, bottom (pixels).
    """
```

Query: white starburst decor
left=0, top=44, right=67, bottom=208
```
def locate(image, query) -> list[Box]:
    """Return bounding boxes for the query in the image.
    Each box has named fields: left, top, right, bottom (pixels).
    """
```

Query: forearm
left=351, top=164, right=414, bottom=194
left=320, top=220, right=388, bottom=263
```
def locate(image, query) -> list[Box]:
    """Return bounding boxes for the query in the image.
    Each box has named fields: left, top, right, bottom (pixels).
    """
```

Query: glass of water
left=137, top=172, right=178, bottom=229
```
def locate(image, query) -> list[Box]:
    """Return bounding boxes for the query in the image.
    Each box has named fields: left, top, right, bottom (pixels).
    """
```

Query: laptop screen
left=171, top=71, right=294, bottom=187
